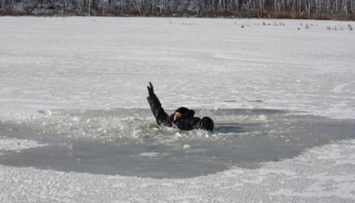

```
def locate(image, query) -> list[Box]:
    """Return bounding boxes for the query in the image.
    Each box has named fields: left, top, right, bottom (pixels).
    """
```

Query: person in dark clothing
left=147, top=82, right=214, bottom=131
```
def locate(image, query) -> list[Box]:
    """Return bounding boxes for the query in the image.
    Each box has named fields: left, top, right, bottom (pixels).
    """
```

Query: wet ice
left=1, top=108, right=354, bottom=178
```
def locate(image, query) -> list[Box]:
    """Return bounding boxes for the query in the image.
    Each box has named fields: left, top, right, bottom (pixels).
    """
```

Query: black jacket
left=147, top=82, right=214, bottom=131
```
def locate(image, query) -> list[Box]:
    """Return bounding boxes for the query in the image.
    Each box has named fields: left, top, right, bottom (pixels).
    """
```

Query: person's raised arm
left=147, top=82, right=171, bottom=127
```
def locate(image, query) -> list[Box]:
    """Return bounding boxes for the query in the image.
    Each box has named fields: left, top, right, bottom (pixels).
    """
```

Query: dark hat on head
left=175, top=107, right=189, bottom=114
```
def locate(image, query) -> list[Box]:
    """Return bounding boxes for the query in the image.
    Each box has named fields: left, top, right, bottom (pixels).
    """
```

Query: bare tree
left=1, top=0, right=355, bottom=18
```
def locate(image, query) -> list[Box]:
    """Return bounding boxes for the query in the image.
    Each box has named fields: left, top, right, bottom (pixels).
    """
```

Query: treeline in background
left=2, top=0, right=355, bottom=20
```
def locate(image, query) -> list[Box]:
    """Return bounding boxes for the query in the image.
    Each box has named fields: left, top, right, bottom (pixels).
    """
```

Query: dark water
left=0, top=108, right=354, bottom=179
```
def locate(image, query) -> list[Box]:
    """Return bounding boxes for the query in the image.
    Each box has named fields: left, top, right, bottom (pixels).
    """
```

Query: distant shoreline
left=1, top=0, right=355, bottom=21
left=1, top=12, right=354, bottom=21
left=0, top=12, right=355, bottom=21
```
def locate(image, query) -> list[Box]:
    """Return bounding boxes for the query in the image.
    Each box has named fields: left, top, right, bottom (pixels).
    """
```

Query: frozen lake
left=1, top=108, right=355, bottom=178
left=0, top=17, right=355, bottom=202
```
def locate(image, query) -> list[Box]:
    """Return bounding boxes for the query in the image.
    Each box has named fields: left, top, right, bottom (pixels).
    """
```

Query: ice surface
left=0, top=137, right=47, bottom=153
left=1, top=108, right=355, bottom=179
left=0, top=17, right=354, bottom=120
left=1, top=108, right=355, bottom=178
left=0, top=17, right=355, bottom=201
left=1, top=139, right=355, bottom=202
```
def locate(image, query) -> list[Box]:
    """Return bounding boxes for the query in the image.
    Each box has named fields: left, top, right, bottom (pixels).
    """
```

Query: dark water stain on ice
left=0, top=108, right=355, bottom=179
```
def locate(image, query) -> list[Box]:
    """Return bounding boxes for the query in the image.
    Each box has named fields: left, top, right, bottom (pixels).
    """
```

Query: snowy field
left=0, top=17, right=355, bottom=202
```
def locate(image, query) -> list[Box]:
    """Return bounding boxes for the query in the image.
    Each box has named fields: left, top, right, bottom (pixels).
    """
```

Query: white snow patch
left=138, top=152, right=160, bottom=157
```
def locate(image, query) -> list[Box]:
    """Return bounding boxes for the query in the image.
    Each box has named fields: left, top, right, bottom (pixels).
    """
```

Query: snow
left=0, top=17, right=355, bottom=202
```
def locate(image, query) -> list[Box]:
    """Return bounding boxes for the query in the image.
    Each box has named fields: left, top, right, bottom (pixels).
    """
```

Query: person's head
left=172, top=107, right=189, bottom=122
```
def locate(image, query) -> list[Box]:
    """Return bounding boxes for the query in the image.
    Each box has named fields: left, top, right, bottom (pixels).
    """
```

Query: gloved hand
left=147, top=82, right=154, bottom=96
left=199, top=117, right=214, bottom=131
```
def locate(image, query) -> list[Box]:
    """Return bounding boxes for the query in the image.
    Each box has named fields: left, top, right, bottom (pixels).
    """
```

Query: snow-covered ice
left=1, top=139, right=355, bottom=202
left=0, top=17, right=355, bottom=202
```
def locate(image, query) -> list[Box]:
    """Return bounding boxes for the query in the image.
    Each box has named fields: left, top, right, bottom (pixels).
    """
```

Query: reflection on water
left=0, top=108, right=355, bottom=178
